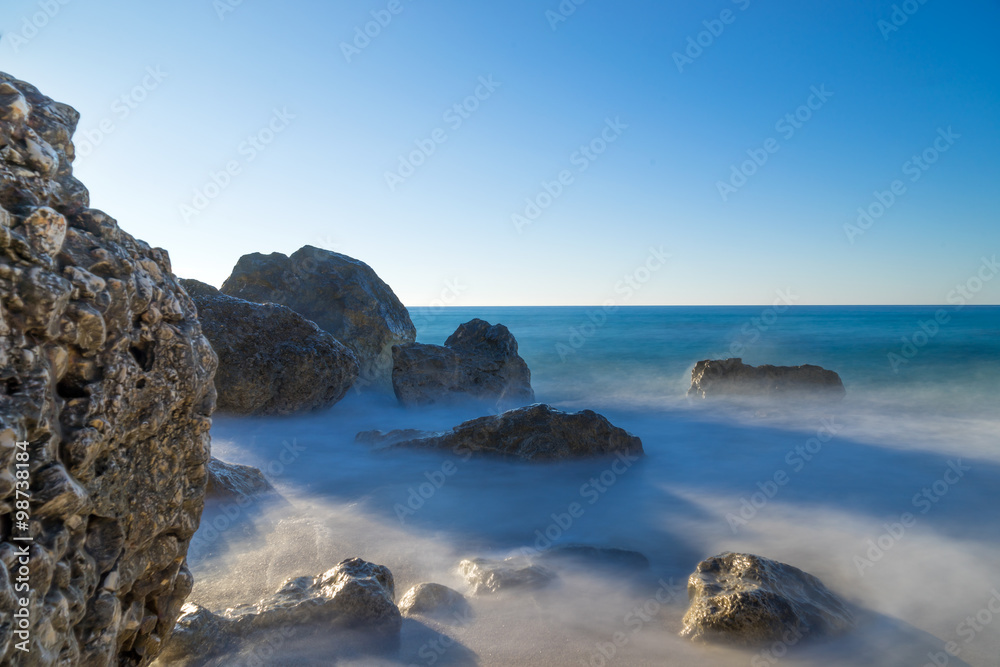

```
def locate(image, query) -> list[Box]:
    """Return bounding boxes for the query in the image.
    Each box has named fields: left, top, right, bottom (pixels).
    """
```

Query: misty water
left=185, top=306, right=1000, bottom=666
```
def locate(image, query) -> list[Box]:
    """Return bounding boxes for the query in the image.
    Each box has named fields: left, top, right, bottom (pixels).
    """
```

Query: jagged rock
left=398, top=583, right=470, bottom=620
left=205, top=458, right=274, bottom=503
left=392, top=318, right=534, bottom=408
left=680, top=552, right=855, bottom=645
left=0, top=72, right=216, bottom=665
left=688, top=358, right=846, bottom=399
left=219, top=246, right=414, bottom=389
left=181, top=279, right=358, bottom=415
left=357, top=404, right=644, bottom=462
left=458, top=557, right=557, bottom=596
left=158, top=559, right=401, bottom=665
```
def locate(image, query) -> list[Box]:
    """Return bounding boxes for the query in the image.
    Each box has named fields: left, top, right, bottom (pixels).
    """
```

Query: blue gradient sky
left=1, top=0, right=997, bottom=306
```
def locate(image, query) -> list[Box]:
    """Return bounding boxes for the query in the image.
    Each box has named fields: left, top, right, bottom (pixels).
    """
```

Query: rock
left=392, top=318, right=534, bottom=408
left=181, top=279, right=358, bottom=415
left=398, top=583, right=470, bottom=620
left=358, top=404, right=644, bottom=462
left=680, top=552, right=854, bottom=645
left=688, top=358, right=846, bottom=399
left=458, top=557, right=557, bottom=596
left=205, top=457, right=274, bottom=503
left=0, top=73, right=216, bottom=665
left=158, top=558, right=401, bottom=665
left=220, top=246, right=414, bottom=389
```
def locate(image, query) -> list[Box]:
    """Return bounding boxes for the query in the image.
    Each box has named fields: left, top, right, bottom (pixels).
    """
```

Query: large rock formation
left=0, top=73, right=216, bottom=665
left=392, top=318, right=534, bottom=407
left=219, top=246, right=414, bottom=389
left=181, top=279, right=357, bottom=416
left=680, top=552, right=854, bottom=645
left=356, top=404, right=644, bottom=462
left=158, top=558, right=401, bottom=665
left=688, top=358, right=846, bottom=399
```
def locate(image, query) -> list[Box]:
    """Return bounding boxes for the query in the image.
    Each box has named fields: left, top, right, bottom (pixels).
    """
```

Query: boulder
left=458, top=557, right=556, bottom=596
left=219, top=246, right=414, bottom=389
left=392, top=318, right=534, bottom=407
left=0, top=73, right=216, bottom=665
left=398, top=583, right=470, bottom=620
left=159, top=558, right=401, bottom=665
left=688, top=358, right=846, bottom=399
left=680, top=552, right=854, bottom=645
left=181, top=279, right=358, bottom=415
left=357, top=404, right=644, bottom=462
left=205, top=457, right=274, bottom=503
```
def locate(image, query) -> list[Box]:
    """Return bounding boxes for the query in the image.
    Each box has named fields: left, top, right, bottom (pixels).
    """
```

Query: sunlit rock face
left=688, top=358, right=846, bottom=399
left=392, top=318, right=534, bottom=408
left=680, top=552, right=855, bottom=645
left=220, top=246, right=415, bottom=390
left=0, top=72, right=216, bottom=665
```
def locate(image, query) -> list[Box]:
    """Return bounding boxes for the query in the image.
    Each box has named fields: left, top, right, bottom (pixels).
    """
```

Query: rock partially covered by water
left=392, top=318, right=534, bottom=408
left=458, top=557, right=557, bottom=596
left=220, top=246, right=414, bottom=389
left=0, top=72, right=216, bottom=665
left=205, top=457, right=274, bottom=503
left=182, top=279, right=358, bottom=415
left=398, top=583, right=471, bottom=620
left=159, top=558, right=401, bottom=665
left=358, top=404, right=644, bottom=462
left=688, top=358, right=846, bottom=399
left=680, top=552, right=854, bottom=645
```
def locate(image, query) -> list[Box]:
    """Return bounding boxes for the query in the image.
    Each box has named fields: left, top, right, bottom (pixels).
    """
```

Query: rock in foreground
left=220, top=246, right=414, bottom=388
left=392, top=318, right=534, bottom=407
left=182, top=279, right=358, bottom=415
left=159, top=558, right=401, bottom=665
left=688, top=358, right=846, bottom=399
left=205, top=457, right=275, bottom=503
left=0, top=73, right=216, bottom=665
left=358, top=404, right=644, bottom=462
left=680, top=552, right=854, bottom=645
left=398, top=583, right=471, bottom=620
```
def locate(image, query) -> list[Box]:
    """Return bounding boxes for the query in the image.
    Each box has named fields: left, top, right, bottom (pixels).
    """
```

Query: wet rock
left=459, top=557, right=557, bottom=596
left=392, top=318, right=534, bottom=408
left=359, top=404, right=644, bottom=462
left=398, top=583, right=470, bottom=620
left=182, top=279, right=358, bottom=415
left=0, top=72, right=216, bottom=665
left=688, top=358, right=846, bottom=399
left=220, top=246, right=414, bottom=389
left=158, top=558, right=401, bottom=665
left=680, top=552, right=855, bottom=645
left=205, top=458, right=274, bottom=503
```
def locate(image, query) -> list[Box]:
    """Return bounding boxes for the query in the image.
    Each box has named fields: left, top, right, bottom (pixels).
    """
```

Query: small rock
left=688, top=358, right=846, bottom=399
left=398, top=583, right=470, bottom=620
left=458, top=557, right=556, bottom=595
left=205, top=458, right=275, bottom=503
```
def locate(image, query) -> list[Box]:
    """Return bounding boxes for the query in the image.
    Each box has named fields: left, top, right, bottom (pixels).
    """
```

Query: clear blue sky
left=2, top=0, right=997, bottom=306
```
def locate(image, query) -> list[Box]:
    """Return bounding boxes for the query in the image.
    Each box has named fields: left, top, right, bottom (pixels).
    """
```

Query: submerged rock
left=459, top=557, right=557, bottom=596
left=398, top=583, right=471, bottom=620
left=220, top=246, right=414, bottom=389
left=205, top=457, right=275, bottom=503
left=182, top=279, right=358, bottom=415
left=536, top=545, right=651, bottom=573
left=358, top=404, right=644, bottom=462
left=688, top=358, right=846, bottom=399
left=159, top=558, right=401, bottom=665
left=392, top=318, right=534, bottom=407
left=0, top=73, right=216, bottom=665
left=680, top=552, right=854, bottom=645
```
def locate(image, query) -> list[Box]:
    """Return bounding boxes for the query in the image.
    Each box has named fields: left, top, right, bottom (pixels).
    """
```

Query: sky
left=1, top=0, right=998, bottom=306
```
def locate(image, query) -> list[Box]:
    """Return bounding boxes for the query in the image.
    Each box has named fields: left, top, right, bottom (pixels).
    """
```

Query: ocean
left=188, top=306, right=1000, bottom=666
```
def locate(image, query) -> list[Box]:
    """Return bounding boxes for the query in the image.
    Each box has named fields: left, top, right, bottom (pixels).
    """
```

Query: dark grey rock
left=205, top=457, right=275, bottom=503
left=689, top=358, right=846, bottom=399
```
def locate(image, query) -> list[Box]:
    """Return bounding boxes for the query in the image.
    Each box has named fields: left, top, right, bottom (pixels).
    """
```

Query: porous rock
left=688, top=358, right=846, bottom=399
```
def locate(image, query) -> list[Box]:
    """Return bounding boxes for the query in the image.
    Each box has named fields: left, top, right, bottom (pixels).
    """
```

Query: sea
left=185, top=305, right=1000, bottom=667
